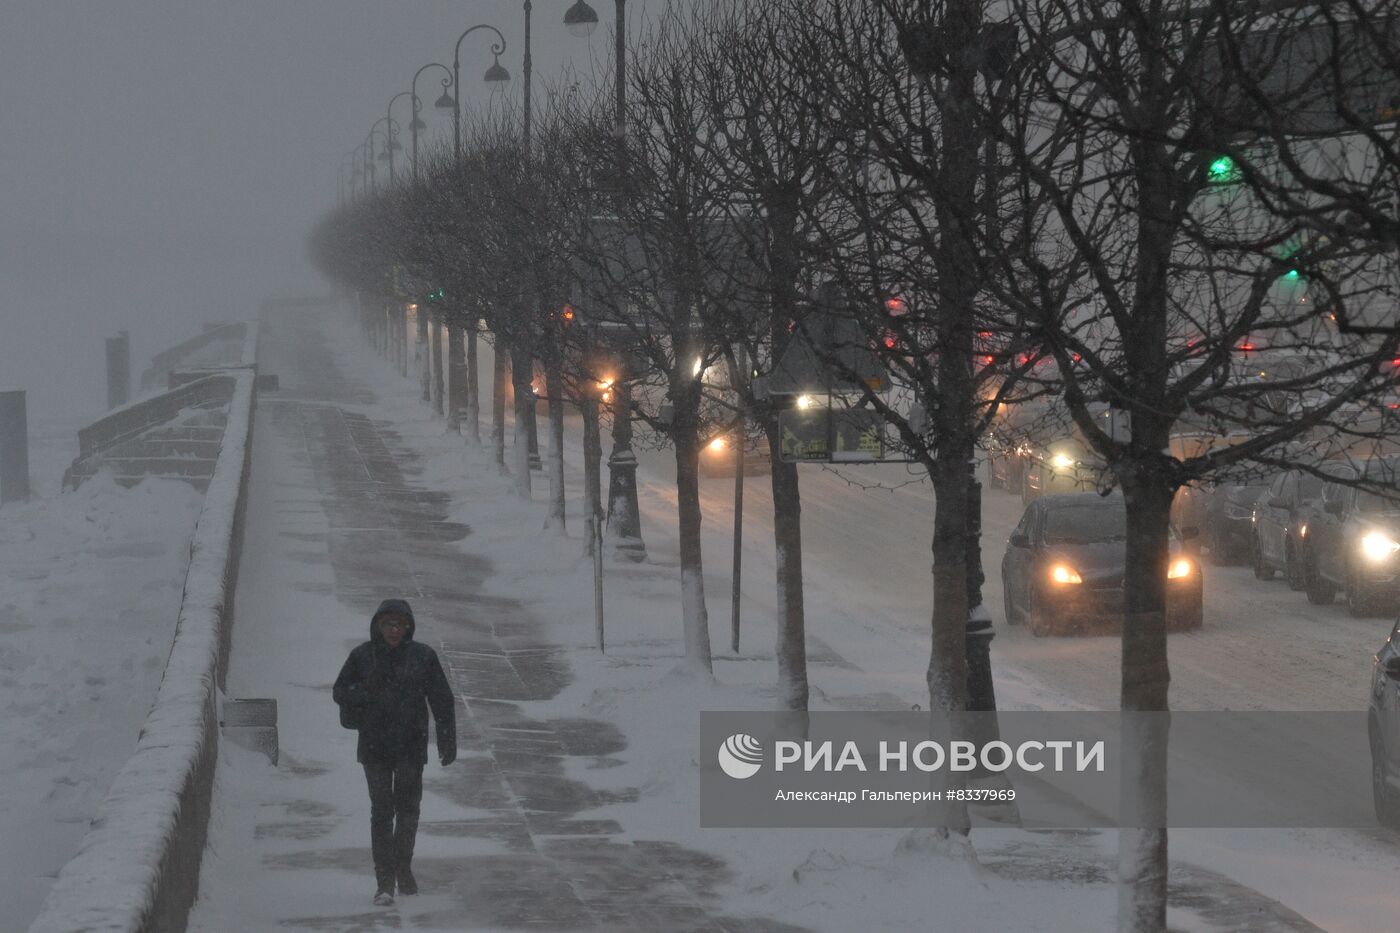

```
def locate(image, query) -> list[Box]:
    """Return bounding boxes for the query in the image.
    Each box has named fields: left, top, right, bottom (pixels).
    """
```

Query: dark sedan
left=1002, top=493, right=1204, bottom=636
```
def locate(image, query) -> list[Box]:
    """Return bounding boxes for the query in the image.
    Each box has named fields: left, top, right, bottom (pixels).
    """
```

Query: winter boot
left=373, top=870, right=395, bottom=906
left=397, top=865, right=418, bottom=895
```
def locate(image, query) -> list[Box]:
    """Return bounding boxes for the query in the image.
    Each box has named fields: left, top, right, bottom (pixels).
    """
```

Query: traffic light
left=1205, top=154, right=1241, bottom=185
left=425, top=286, right=445, bottom=303
left=560, top=305, right=576, bottom=327
left=881, top=294, right=907, bottom=351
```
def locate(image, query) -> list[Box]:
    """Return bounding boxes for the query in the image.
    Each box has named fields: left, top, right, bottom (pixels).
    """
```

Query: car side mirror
left=1009, top=531, right=1030, bottom=549
left=1267, top=496, right=1288, bottom=509
left=1386, top=655, right=1400, bottom=679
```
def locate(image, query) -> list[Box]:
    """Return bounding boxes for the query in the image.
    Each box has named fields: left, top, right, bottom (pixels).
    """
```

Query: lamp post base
left=606, top=449, right=646, bottom=562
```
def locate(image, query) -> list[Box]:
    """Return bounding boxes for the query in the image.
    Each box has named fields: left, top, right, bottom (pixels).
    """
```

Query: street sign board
left=778, top=408, right=829, bottom=461
left=778, top=408, right=888, bottom=463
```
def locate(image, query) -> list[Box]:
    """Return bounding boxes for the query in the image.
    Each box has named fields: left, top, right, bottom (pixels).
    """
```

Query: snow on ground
left=253, top=316, right=1374, bottom=932
left=0, top=449, right=203, bottom=928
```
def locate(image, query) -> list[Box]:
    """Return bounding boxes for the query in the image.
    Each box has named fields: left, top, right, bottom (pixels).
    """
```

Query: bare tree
left=959, top=1, right=1400, bottom=927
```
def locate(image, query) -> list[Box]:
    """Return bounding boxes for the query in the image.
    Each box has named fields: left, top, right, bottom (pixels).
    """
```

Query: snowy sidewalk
left=189, top=308, right=804, bottom=932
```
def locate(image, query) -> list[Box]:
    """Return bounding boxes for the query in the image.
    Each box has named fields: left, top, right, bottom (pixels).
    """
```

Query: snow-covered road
left=620, top=444, right=1389, bottom=713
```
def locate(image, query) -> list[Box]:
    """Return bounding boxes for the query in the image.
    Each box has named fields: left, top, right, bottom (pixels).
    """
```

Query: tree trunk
left=1116, top=472, right=1174, bottom=933
left=544, top=352, right=567, bottom=532
left=492, top=337, right=508, bottom=472
left=431, top=313, right=445, bottom=417
left=418, top=307, right=430, bottom=401
left=510, top=342, right=533, bottom=498
left=1115, top=70, right=1179, bottom=927
left=446, top=322, right=464, bottom=432
left=399, top=305, right=409, bottom=376
left=764, top=417, right=808, bottom=711
left=466, top=321, right=481, bottom=443
left=902, top=0, right=983, bottom=847
left=672, top=381, right=714, bottom=675
left=763, top=188, right=809, bottom=712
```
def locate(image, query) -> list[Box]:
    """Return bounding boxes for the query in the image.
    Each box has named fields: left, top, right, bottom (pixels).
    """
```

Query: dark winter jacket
left=333, top=598, right=457, bottom=765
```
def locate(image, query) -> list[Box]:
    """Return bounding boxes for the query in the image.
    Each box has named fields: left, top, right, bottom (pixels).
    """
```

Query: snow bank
left=27, top=365, right=256, bottom=933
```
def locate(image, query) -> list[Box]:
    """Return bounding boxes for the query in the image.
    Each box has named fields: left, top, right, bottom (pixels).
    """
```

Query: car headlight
left=1167, top=558, right=1193, bottom=579
left=1050, top=564, right=1083, bottom=585
left=1360, top=531, right=1400, bottom=563
left=1050, top=453, right=1075, bottom=470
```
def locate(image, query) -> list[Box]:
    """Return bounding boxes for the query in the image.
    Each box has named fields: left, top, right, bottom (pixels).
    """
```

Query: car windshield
left=1043, top=503, right=1127, bottom=543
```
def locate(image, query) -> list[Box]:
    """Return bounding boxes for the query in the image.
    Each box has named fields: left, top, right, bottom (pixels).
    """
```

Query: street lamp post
left=338, top=151, right=358, bottom=205
left=451, top=25, right=511, bottom=159
left=410, top=62, right=455, bottom=181
left=367, top=120, right=397, bottom=193
left=386, top=94, right=412, bottom=183
left=353, top=143, right=368, bottom=197
left=519, top=2, right=546, bottom=470
left=566, top=0, right=645, bottom=561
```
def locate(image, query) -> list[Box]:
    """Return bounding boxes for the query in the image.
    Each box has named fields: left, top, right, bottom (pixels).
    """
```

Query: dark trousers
left=363, top=757, right=424, bottom=888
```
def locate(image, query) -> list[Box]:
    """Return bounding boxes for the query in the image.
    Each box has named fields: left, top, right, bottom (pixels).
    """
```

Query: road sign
left=1198, top=16, right=1400, bottom=136
left=778, top=407, right=888, bottom=463
left=770, top=307, right=888, bottom=395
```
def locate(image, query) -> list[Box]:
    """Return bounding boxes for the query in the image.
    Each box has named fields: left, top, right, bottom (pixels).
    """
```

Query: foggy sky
left=0, top=1, right=634, bottom=418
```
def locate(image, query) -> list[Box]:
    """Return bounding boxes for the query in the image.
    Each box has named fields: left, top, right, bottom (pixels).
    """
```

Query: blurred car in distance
left=699, top=431, right=772, bottom=478
left=1298, top=457, right=1400, bottom=616
left=1250, top=468, right=1327, bottom=590
left=1201, top=477, right=1275, bottom=565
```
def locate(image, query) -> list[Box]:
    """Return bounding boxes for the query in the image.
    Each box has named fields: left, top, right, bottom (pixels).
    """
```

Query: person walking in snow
left=333, top=598, right=457, bottom=906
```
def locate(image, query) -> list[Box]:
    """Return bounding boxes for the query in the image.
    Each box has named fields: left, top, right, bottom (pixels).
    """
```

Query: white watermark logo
left=718, top=733, right=764, bottom=779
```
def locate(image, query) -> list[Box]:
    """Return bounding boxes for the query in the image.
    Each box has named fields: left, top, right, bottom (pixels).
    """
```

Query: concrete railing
left=27, top=365, right=257, bottom=933
left=74, top=374, right=236, bottom=459
left=139, top=322, right=246, bottom=391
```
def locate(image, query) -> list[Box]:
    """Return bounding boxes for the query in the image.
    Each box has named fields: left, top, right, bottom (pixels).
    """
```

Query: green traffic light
left=1206, top=155, right=1240, bottom=185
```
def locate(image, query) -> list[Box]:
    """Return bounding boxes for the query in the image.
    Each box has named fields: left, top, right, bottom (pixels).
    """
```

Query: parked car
left=1201, top=478, right=1274, bottom=565
left=1001, top=493, right=1204, bottom=636
left=1250, top=468, right=1327, bottom=589
left=1367, top=618, right=1400, bottom=826
left=1298, top=458, right=1400, bottom=616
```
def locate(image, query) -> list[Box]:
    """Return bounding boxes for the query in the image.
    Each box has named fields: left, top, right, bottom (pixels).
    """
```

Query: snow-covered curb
left=27, top=364, right=257, bottom=933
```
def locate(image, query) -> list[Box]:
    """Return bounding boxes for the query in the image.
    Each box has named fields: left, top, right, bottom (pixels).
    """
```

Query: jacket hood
left=370, top=598, right=416, bottom=644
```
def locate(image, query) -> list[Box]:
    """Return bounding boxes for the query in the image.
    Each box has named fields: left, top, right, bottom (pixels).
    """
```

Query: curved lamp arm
left=451, top=23, right=510, bottom=160
left=410, top=62, right=455, bottom=181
